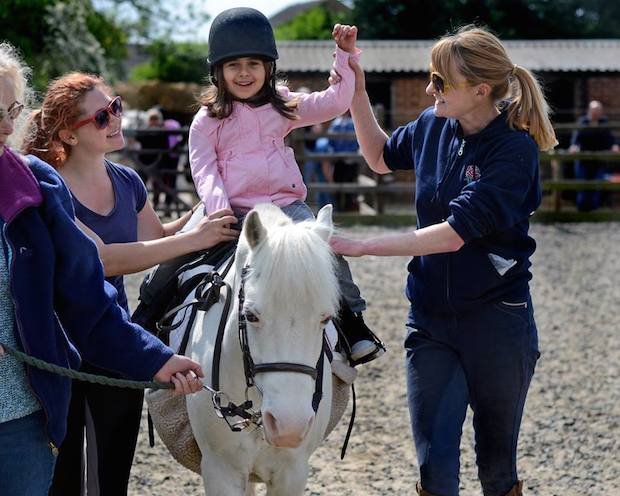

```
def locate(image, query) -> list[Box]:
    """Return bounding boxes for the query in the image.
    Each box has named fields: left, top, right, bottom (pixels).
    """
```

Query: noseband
left=207, top=263, right=328, bottom=432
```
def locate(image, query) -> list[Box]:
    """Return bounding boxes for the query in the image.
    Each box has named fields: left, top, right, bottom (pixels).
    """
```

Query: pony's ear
left=314, top=204, right=333, bottom=241
left=244, top=210, right=266, bottom=248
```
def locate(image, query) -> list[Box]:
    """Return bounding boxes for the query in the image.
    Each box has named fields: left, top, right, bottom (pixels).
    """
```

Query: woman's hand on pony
left=330, top=235, right=366, bottom=257
left=154, top=354, right=205, bottom=395
left=332, top=24, right=358, bottom=53
left=186, top=208, right=239, bottom=251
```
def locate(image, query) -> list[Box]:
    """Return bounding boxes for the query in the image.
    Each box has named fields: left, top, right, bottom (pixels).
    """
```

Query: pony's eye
left=320, top=316, right=332, bottom=326
left=245, top=311, right=260, bottom=324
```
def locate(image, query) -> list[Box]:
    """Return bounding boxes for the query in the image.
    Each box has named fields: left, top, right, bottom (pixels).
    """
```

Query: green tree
left=93, top=0, right=209, bottom=42
left=42, top=1, right=113, bottom=79
left=351, top=0, right=620, bottom=39
left=1, top=0, right=55, bottom=83
left=274, top=5, right=351, bottom=40
left=130, top=41, right=208, bottom=83
left=0, top=0, right=209, bottom=87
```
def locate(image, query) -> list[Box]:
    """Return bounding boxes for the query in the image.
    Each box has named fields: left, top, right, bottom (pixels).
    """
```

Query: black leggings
left=49, top=364, right=144, bottom=496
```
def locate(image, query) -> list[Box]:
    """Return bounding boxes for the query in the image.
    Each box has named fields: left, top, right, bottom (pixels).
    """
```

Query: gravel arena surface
left=126, top=223, right=620, bottom=496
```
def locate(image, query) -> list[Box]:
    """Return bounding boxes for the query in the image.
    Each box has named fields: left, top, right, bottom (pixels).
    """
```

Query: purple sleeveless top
left=71, top=161, right=147, bottom=312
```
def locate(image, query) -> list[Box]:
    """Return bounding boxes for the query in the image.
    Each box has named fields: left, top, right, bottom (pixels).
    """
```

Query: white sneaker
left=350, top=340, right=385, bottom=363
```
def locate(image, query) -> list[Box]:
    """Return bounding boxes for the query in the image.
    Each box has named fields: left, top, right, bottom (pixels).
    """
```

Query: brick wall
left=286, top=74, right=434, bottom=128
left=284, top=73, right=620, bottom=125
left=392, top=77, right=434, bottom=127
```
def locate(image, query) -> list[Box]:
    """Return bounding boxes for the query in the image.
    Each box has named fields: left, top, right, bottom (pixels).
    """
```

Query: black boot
left=336, top=301, right=385, bottom=366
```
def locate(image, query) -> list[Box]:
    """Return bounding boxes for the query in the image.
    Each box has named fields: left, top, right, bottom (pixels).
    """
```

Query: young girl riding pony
left=189, top=7, right=384, bottom=364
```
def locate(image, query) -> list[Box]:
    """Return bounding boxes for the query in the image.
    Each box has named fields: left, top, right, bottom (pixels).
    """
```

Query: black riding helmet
left=208, top=7, right=279, bottom=71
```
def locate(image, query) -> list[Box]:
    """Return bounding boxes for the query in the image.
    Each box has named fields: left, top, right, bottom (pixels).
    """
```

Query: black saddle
left=132, top=240, right=238, bottom=342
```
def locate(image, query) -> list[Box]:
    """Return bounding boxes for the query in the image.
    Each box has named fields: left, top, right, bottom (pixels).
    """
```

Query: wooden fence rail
left=115, top=123, right=620, bottom=219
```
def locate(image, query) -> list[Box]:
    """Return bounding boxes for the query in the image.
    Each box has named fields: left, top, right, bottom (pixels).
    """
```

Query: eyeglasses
left=73, top=96, right=122, bottom=130
left=429, top=72, right=472, bottom=94
left=0, top=101, right=24, bottom=122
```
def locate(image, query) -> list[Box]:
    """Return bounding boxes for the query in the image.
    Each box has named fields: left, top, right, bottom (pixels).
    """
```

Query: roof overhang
left=276, top=39, right=620, bottom=73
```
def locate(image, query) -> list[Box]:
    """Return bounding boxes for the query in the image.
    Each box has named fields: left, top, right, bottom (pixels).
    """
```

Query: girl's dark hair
left=199, top=60, right=298, bottom=120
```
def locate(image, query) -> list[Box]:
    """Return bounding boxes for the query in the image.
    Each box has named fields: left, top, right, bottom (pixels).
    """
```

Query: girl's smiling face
left=222, top=57, right=267, bottom=100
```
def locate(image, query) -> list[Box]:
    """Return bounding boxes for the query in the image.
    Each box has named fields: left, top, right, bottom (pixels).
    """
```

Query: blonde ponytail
left=506, top=65, right=558, bottom=151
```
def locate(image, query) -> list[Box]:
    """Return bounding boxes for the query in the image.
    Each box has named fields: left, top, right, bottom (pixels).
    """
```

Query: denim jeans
left=0, top=410, right=57, bottom=495
left=303, top=160, right=334, bottom=209
left=235, top=201, right=366, bottom=312
left=405, top=297, right=539, bottom=496
left=574, top=160, right=606, bottom=212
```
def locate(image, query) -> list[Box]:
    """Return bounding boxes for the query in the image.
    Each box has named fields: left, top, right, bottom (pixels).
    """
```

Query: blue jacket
left=384, top=108, right=541, bottom=321
left=570, top=115, right=615, bottom=152
left=0, top=150, right=173, bottom=447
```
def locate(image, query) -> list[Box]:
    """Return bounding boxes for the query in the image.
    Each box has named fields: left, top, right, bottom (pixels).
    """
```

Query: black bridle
left=237, top=266, right=321, bottom=387
left=150, top=253, right=355, bottom=458
left=208, top=263, right=328, bottom=432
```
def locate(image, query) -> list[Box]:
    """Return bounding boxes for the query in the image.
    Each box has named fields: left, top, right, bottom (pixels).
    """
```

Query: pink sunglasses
left=73, top=96, right=122, bottom=130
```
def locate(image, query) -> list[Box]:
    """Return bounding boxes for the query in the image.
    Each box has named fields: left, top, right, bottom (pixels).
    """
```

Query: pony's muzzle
left=262, top=409, right=315, bottom=448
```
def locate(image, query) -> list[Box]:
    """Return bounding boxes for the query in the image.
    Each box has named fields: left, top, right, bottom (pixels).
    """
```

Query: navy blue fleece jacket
left=0, top=150, right=173, bottom=446
left=384, top=107, right=541, bottom=318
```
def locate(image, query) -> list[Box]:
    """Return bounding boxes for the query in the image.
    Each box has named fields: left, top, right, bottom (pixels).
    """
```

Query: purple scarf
left=0, top=146, right=42, bottom=223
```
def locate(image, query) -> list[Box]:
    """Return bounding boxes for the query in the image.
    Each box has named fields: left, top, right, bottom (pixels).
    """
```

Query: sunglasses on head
left=74, top=96, right=122, bottom=130
left=0, top=101, right=24, bottom=122
left=429, top=72, right=471, bottom=94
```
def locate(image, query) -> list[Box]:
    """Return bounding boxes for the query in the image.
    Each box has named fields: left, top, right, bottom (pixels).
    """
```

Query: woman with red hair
left=23, top=73, right=238, bottom=495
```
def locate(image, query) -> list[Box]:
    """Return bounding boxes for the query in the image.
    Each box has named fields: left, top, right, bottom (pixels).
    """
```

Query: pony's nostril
left=263, top=410, right=279, bottom=436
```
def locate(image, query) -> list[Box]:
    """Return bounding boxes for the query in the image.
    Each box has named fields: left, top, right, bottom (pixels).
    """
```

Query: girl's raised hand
left=328, top=57, right=366, bottom=94
left=332, top=24, right=358, bottom=53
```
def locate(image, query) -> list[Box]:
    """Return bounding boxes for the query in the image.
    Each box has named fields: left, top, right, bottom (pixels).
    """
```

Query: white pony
left=185, top=203, right=341, bottom=495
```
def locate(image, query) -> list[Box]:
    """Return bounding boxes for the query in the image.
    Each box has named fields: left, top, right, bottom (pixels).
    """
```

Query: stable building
left=278, top=39, right=620, bottom=145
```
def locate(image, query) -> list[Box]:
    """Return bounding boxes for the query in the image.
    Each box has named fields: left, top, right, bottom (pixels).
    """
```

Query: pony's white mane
left=242, top=205, right=340, bottom=317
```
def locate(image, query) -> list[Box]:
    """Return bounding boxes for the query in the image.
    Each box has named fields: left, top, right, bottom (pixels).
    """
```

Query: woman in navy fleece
left=332, top=26, right=557, bottom=496
left=23, top=72, right=238, bottom=496
left=0, top=42, right=204, bottom=496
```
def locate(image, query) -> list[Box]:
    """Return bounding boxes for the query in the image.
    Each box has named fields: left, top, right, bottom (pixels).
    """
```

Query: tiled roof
left=276, top=39, right=620, bottom=73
